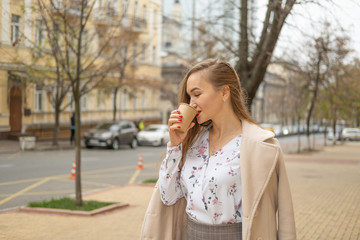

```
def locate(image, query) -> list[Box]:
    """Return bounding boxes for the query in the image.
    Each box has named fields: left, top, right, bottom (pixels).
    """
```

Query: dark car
left=84, top=121, right=138, bottom=150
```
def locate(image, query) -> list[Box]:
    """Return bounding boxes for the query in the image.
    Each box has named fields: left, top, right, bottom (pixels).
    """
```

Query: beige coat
left=140, top=121, right=296, bottom=240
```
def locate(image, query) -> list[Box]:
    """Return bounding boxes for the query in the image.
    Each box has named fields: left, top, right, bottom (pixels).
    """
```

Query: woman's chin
left=196, top=116, right=207, bottom=125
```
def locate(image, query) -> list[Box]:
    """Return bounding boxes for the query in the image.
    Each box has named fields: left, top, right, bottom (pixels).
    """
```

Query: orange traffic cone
left=69, top=160, right=76, bottom=179
left=137, top=154, right=144, bottom=170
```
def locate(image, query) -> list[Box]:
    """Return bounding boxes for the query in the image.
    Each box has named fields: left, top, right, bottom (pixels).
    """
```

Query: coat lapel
left=240, top=121, right=279, bottom=237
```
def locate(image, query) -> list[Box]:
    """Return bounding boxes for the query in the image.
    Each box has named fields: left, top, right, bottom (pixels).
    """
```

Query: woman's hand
left=168, top=109, right=195, bottom=147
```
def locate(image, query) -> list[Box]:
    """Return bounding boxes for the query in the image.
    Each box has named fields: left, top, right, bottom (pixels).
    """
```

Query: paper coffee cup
left=173, top=103, right=197, bottom=133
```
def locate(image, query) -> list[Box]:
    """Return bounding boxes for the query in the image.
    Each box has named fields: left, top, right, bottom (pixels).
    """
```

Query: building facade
left=0, top=0, right=169, bottom=140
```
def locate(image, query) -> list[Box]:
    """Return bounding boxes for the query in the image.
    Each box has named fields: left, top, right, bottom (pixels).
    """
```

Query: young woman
left=141, top=59, right=296, bottom=240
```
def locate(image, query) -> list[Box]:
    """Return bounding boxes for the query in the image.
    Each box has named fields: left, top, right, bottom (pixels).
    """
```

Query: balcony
left=50, top=0, right=85, bottom=16
left=93, top=7, right=119, bottom=26
left=121, top=15, right=147, bottom=33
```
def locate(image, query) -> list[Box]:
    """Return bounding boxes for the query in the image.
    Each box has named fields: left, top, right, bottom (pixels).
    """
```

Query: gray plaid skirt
left=186, top=217, right=242, bottom=240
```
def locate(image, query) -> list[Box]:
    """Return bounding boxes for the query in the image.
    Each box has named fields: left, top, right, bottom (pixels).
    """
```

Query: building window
left=141, top=91, right=145, bottom=108
left=11, top=15, right=21, bottom=44
left=49, top=88, right=56, bottom=111
left=97, top=89, right=103, bottom=109
left=122, top=0, right=128, bottom=15
left=67, top=93, right=74, bottom=111
left=81, top=94, right=87, bottom=110
left=82, top=30, right=89, bottom=54
left=133, top=42, right=137, bottom=63
left=134, top=1, right=138, bottom=18
left=133, top=92, right=137, bottom=110
left=34, top=85, right=44, bottom=112
left=53, top=0, right=63, bottom=9
left=141, top=43, right=146, bottom=62
left=143, top=5, right=147, bottom=21
left=153, top=10, right=157, bottom=28
left=35, top=20, right=44, bottom=46
left=121, top=89, right=128, bottom=109
left=152, top=46, right=156, bottom=63
left=121, top=45, right=128, bottom=59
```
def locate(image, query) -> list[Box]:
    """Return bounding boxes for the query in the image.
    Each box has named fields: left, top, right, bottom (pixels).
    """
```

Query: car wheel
left=130, top=138, right=137, bottom=149
left=112, top=139, right=120, bottom=150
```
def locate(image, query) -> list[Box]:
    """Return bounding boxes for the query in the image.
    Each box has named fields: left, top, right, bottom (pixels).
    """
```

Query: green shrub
left=28, top=197, right=116, bottom=211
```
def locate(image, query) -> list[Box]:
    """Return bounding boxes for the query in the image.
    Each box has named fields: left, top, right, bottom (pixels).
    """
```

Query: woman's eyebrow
left=190, top=87, right=200, bottom=93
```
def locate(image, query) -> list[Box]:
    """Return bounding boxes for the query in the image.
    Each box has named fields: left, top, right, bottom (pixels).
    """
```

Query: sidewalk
left=0, top=142, right=359, bottom=240
left=0, top=139, right=76, bottom=153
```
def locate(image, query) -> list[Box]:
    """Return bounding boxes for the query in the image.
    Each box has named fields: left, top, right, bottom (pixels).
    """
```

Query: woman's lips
left=196, top=111, right=201, bottom=117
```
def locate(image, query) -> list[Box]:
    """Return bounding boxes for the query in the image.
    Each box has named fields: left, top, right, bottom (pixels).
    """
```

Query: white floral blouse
left=159, top=127, right=242, bottom=225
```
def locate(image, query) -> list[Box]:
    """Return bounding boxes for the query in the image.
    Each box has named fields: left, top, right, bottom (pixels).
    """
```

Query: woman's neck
left=210, top=109, right=242, bottom=139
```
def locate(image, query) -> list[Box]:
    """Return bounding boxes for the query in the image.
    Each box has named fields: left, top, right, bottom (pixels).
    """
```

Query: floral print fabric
left=159, top=128, right=242, bottom=225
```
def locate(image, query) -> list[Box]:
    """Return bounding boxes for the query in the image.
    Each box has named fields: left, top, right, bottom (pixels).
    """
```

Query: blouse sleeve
left=158, top=143, right=184, bottom=206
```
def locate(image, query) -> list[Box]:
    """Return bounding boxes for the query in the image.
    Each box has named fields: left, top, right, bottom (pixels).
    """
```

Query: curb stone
left=18, top=203, right=129, bottom=217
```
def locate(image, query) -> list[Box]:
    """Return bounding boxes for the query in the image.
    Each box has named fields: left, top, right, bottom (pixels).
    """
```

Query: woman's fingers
left=168, top=110, right=183, bottom=127
left=183, top=122, right=195, bottom=134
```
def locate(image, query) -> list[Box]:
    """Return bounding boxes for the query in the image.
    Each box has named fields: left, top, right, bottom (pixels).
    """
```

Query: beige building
left=0, top=0, right=170, bottom=140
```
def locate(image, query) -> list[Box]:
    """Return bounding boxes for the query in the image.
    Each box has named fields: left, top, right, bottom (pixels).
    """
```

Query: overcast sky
left=163, top=0, right=360, bottom=57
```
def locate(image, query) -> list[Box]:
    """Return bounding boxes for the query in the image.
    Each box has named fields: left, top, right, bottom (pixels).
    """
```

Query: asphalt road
left=0, top=133, right=331, bottom=211
left=0, top=145, right=165, bottom=211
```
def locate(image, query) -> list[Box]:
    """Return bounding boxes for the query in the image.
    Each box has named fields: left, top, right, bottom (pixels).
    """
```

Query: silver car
left=341, top=128, right=360, bottom=141
left=84, top=121, right=138, bottom=150
left=137, top=124, right=170, bottom=147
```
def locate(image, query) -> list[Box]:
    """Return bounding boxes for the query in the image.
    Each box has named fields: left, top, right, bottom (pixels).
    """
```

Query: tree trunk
left=75, top=94, right=82, bottom=206
left=112, top=87, right=118, bottom=122
left=306, top=49, right=322, bottom=151
left=332, top=116, right=337, bottom=146
left=324, top=125, right=327, bottom=147
left=237, top=0, right=296, bottom=112
left=52, top=104, right=61, bottom=146
left=297, top=116, right=301, bottom=153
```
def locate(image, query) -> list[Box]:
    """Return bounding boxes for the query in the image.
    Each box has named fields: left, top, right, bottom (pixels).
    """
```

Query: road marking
left=0, top=165, right=141, bottom=186
left=128, top=169, right=141, bottom=184
left=0, top=188, right=95, bottom=197
left=0, top=164, right=14, bottom=168
left=7, top=152, right=20, bottom=159
left=0, top=175, right=67, bottom=186
left=0, top=162, right=157, bottom=186
left=0, top=177, right=50, bottom=206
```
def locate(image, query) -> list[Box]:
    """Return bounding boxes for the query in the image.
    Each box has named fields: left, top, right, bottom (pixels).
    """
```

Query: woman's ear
left=222, top=85, right=230, bottom=101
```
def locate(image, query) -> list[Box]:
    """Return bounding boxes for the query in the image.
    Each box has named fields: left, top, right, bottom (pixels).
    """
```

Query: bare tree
left=190, top=0, right=354, bottom=113
left=26, top=14, right=75, bottom=147
left=283, top=21, right=353, bottom=149
left=192, top=0, right=297, bottom=109
left=35, top=0, right=129, bottom=206
left=318, top=31, right=351, bottom=145
left=109, top=31, right=146, bottom=122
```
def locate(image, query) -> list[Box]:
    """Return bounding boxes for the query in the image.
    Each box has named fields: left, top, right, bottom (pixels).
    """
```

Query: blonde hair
left=178, top=58, right=256, bottom=169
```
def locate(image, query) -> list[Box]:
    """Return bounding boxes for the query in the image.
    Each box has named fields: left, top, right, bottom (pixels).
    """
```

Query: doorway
left=10, top=87, right=22, bottom=132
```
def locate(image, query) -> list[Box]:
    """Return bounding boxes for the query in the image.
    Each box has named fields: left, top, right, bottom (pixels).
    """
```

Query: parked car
left=84, top=121, right=138, bottom=149
left=327, top=129, right=341, bottom=141
left=341, top=128, right=360, bottom=141
left=137, top=124, right=170, bottom=147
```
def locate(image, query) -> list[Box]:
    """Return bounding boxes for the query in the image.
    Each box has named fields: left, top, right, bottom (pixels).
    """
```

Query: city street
left=0, top=133, right=341, bottom=211
left=0, top=145, right=165, bottom=210
left=0, top=139, right=359, bottom=239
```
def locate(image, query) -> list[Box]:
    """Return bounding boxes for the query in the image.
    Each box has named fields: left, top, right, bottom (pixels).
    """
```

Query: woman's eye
left=194, top=93, right=200, bottom=97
